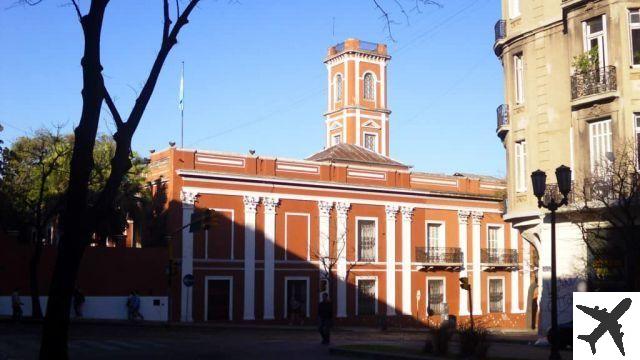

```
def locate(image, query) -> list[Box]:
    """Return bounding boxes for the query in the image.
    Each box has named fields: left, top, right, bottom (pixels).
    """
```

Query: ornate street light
left=531, top=166, right=572, bottom=360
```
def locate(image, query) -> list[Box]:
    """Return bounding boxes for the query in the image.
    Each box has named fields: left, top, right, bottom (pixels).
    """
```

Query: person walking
left=127, top=290, right=144, bottom=321
left=73, top=288, right=85, bottom=318
left=11, top=288, right=23, bottom=323
left=318, top=293, right=333, bottom=345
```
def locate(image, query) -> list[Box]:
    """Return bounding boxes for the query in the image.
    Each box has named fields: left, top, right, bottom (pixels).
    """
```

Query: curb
left=329, top=347, right=437, bottom=360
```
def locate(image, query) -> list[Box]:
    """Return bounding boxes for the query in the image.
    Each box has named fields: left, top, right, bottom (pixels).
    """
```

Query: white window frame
left=508, top=0, right=520, bottom=19
left=583, top=15, right=608, bottom=67
left=629, top=9, right=640, bottom=67
left=355, top=217, right=378, bottom=262
left=588, top=119, right=613, bottom=175
left=204, top=276, right=233, bottom=321
left=334, top=73, right=343, bottom=103
left=284, top=276, right=310, bottom=318
left=425, top=221, right=446, bottom=249
left=363, top=71, right=377, bottom=103
left=635, top=113, right=640, bottom=167
left=204, top=208, right=235, bottom=260
left=332, top=134, right=342, bottom=146
left=513, top=53, right=524, bottom=105
left=487, top=276, right=506, bottom=313
left=355, top=276, right=378, bottom=315
left=363, top=132, right=379, bottom=153
left=514, top=140, right=527, bottom=192
left=426, top=277, right=447, bottom=315
left=284, top=213, right=311, bottom=261
left=486, top=224, right=505, bottom=251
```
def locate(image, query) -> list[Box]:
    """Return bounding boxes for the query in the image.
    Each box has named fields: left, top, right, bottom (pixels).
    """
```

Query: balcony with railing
left=570, top=66, right=617, bottom=101
left=416, top=247, right=463, bottom=271
left=496, top=104, right=509, bottom=139
left=493, top=20, right=507, bottom=56
left=328, top=39, right=388, bottom=58
left=481, top=249, right=518, bottom=270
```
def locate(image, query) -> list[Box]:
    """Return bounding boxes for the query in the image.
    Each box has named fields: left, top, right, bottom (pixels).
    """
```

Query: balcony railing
left=416, top=247, right=463, bottom=269
left=481, top=249, right=518, bottom=268
left=496, top=104, right=509, bottom=129
left=571, top=66, right=617, bottom=100
left=494, top=20, right=506, bottom=42
left=543, top=182, right=575, bottom=205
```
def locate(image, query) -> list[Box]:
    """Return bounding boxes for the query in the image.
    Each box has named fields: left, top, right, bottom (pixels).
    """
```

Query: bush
left=458, top=324, right=490, bottom=359
left=424, top=322, right=453, bottom=356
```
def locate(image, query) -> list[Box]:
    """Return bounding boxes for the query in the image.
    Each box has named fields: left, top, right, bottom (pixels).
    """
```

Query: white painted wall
left=0, top=296, right=168, bottom=321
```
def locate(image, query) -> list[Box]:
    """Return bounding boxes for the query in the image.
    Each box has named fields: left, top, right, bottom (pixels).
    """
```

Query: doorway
left=206, top=277, right=232, bottom=321
left=285, top=277, right=309, bottom=318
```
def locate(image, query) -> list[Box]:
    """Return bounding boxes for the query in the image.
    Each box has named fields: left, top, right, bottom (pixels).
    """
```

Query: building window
left=363, top=73, right=375, bottom=101
left=508, top=0, right=520, bottom=19
left=488, top=226, right=501, bottom=251
left=357, top=219, right=377, bottom=262
left=635, top=114, right=640, bottom=166
left=513, top=54, right=524, bottom=105
left=356, top=278, right=376, bottom=315
left=630, top=10, right=640, bottom=66
left=332, top=134, right=341, bottom=146
left=427, top=279, right=445, bottom=316
left=335, top=74, right=343, bottom=102
left=489, top=278, right=504, bottom=313
left=364, top=133, right=378, bottom=152
left=426, top=223, right=443, bottom=249
left=589, top=119, right=612, bottom=175
left=583, top=15, right=607, bottom=67
left=514, top=140, right=527, bottom=192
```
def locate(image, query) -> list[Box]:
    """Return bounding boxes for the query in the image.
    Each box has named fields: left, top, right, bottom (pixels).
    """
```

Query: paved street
left=0, top=322, right=570, bottom=359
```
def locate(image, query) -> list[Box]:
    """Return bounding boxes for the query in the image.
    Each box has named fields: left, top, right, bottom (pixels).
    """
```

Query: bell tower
left=324, top=38, right=391, bottom=156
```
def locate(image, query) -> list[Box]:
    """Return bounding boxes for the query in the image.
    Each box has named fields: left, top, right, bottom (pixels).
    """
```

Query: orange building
left=149, top=39, right=533, bottom=328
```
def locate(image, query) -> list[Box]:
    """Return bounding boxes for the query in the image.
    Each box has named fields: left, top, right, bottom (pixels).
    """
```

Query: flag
left=178, top=62, right=184, bottom=112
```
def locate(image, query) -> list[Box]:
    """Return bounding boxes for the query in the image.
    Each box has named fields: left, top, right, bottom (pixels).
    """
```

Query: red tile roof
left=306, top=143, right=408, bottom=168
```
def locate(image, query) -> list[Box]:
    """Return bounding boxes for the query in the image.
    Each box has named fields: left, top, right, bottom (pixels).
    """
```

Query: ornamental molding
left=263, top=197, right=280, bottom=214
left=385, top=205, right=399, bottom=220
left=318, top=201, right=333, bottom=217
left=335, top=202, right=351, bottom=217
left=400, top=206, right=414, bottom=221
left=457, top=210, right=471, bottom=224
left=471, top=211, right=484, bottom=225
left=243, top=195, right=260, bottom=213
left=180, top=190, right=199, bottom=206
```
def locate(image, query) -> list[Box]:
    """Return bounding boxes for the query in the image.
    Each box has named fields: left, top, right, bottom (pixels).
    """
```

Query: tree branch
left=102, top=85, right=124, bottom=129
left=71, top=0, right=82, bottom=21
left=163, top=0, right=172, bottom=42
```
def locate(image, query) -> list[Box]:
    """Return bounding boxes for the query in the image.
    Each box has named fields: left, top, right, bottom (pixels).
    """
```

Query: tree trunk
left=39, top=2, right=108, bottom=358
left=29, top=238, right=44, bottom=319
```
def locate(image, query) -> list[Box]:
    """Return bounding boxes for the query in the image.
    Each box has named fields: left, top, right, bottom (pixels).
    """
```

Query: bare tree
left=567, top=141, right=640, bottom=291
left=372, top=0, right=441, bottom=42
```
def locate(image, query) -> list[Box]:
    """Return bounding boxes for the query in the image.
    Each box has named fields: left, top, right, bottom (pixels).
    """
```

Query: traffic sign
left=183, top=274, right=194, bottom=287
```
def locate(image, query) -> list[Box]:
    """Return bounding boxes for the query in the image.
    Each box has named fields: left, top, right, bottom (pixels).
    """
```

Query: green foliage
left=572, top=46, right=600, bottom=74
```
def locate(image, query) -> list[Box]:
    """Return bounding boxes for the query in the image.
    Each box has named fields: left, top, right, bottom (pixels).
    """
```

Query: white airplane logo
left=576, top=298, right=631, bottom=356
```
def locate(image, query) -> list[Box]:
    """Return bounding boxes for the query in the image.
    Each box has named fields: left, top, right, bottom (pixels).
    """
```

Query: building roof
left=306, top=143, right=408, bottom=168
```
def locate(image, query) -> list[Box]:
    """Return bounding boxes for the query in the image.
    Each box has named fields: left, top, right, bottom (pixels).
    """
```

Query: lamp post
left=531, top=165, right=572, bottom=360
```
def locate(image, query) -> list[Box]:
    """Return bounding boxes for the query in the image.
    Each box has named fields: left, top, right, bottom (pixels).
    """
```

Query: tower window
left=364, top=133, right=378, bottom=152
left=332, top=134, right=341, bottom=146
left=363, top=73, right=375, bottom=101
left=335, top=74, right=343, bottom=102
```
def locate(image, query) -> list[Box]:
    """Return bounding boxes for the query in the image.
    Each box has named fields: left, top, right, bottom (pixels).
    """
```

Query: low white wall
left=0, top=296, right=168, bottom=321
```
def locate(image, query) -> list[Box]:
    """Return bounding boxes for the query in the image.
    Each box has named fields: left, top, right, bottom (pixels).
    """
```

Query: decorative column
left=510, top=225, right=521, bottom=313
left=262, top=197, right=279, bottom=320
left=471, top=211, right=483, bottom=315
left=385, top=205, right=399, bottom=316
left=400, top=206, right=414, bottom=316
left=243, top=195, right=260, bottom=320
left=335, top=201, right=350, bottom=318
left=457, top=210, right=471, bottom=316
left=180, top=190, right=198, bottom=322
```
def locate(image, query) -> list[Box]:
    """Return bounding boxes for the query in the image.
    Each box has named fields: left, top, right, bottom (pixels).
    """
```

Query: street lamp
left=530, top=165, right=572, bottom=360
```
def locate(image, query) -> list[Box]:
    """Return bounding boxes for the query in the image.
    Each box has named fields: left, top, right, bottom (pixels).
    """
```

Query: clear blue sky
left=0, top=0, right=505, bottom=177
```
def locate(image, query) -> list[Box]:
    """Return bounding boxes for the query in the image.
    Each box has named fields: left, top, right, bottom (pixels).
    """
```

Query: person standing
left=127, top=290, right=144, bottom=321
left=73, top=288, right=85, bottom=318
left=318, top=293, right=333, bottom=345
left=11, top=288, right=23, bottom=322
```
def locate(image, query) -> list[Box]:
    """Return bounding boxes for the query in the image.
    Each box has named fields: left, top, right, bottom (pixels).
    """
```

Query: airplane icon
left=576, top=298, right=632, bottom=356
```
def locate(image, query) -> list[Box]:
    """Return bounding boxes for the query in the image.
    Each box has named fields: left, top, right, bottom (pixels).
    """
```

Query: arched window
left=363, top=73, right=375, bottom=101
left=335, top=74, right=343, bottom=102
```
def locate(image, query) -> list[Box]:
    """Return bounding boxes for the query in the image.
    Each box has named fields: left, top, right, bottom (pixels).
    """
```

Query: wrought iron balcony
left=494, top=20, right=506, bottom=43
left=416, top=247, right=463, bottom=270
left=481, top=249, right=518, bottom=270
left=570, top=66, right=617, bottom=100
left=496, top=104, right=509, bottom=139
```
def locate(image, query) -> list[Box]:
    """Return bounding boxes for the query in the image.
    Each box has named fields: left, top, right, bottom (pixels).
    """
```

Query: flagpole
left=180, top=61, right=184, bottom=148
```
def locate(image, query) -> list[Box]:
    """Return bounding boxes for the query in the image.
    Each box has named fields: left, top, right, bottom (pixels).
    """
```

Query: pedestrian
left=73, top=288, right=85, bottom=318
left=11, top=288, right=23, bottom=323
left=127, top=290, right=144, bottom=321
left=318, top=293, right=333, bottom=345
left=288, top=295, right=302, bottom=325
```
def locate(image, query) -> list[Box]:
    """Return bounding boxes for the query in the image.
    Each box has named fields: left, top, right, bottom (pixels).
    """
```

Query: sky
left=0, top=0, right=506, bottom=177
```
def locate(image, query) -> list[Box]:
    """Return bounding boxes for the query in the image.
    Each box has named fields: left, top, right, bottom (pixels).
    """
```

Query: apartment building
left=494, top=0, right=640, bottom=331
